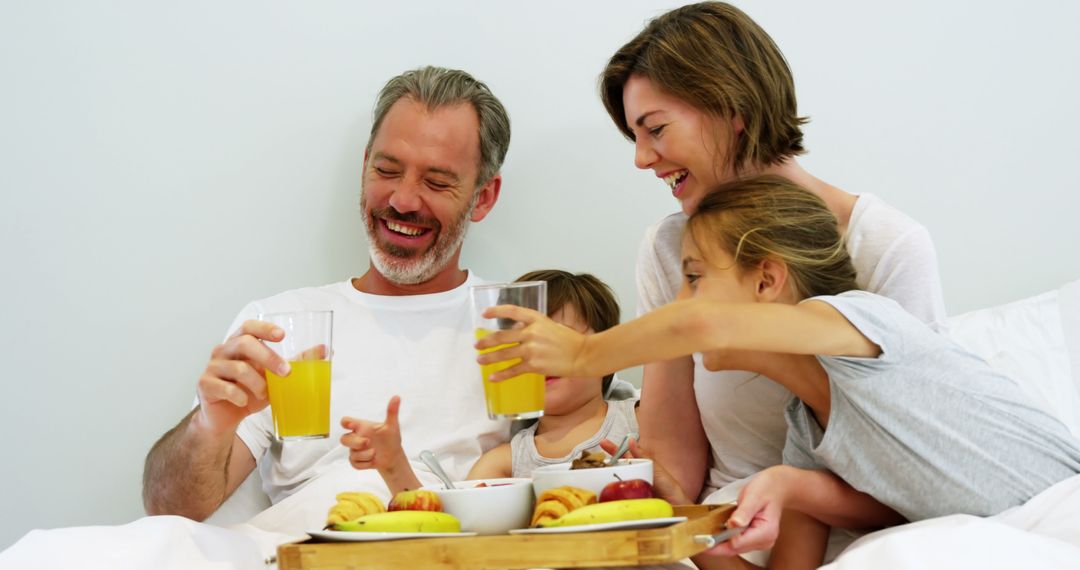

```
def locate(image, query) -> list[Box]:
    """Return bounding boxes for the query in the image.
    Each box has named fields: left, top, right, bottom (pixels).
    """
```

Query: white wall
left=1, top=0, right=1078, bottom=550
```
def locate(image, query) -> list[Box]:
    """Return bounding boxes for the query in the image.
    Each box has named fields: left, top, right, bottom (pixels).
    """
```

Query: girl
left=477, top=176, right=1080, bottom=569
left=340, top=270, right=641, bottom=492
left=601, top=1, right=947, bottom=502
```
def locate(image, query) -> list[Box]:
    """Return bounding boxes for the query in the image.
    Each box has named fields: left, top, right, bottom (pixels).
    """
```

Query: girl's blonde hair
left=687, top=175, right=857, bottom=299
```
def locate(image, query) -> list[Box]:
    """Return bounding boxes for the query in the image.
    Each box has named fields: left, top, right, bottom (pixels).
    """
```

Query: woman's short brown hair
left=600, top=2, right=806, bottom=171
left=687, top=175, right=858, bottom=299
left=514, top=270, right=621, bottom=394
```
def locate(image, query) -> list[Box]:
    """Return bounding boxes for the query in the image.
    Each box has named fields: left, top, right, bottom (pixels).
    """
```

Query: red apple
left=599, top=477, right=654, bottom=502
left=387, top=489, right=443, bottom=512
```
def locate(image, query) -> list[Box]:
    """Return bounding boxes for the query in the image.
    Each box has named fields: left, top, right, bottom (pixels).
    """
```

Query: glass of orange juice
left=470, top=281, right=547, bottom=420
left=258, top=310, right=333, bottom=440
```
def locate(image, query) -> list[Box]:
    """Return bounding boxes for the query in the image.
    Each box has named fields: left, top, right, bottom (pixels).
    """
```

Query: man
left=142, top=66, right=513, bottom=535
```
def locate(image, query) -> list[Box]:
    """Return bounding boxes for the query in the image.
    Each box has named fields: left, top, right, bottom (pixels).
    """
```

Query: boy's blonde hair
left=687, top=175, right=858, bottom=299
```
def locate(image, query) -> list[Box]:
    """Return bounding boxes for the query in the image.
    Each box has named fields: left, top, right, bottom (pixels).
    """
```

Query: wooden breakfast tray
left=277, top=504, right=733, bottom=570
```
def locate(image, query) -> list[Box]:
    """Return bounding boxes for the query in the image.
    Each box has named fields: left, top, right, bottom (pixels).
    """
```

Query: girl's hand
left=706, top=466, right=795, bottom=556
left=474, top=305, right=588, bottom=381
left=599, top=437, right=692, bottom=505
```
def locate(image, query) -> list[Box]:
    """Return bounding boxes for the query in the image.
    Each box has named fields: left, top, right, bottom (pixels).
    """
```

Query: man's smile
left=374, top=213, right=438, bottom=252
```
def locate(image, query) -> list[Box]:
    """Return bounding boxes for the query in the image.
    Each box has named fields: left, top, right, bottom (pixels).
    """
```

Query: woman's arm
left=599, top=436, right=696, bottom=505
left=636, top=358, right=709, bottom=501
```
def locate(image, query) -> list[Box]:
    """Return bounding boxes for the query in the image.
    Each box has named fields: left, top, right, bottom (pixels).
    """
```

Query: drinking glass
left=258, top=310, right=333, bottom=440
left=470, top=281, right=547, bottom=420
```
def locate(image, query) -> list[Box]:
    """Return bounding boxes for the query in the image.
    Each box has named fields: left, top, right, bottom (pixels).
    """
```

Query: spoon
left=607, top=432, right=638, bottom=467
left=419, top=449, right=457, bottom=490
left=694, top=526, right=746, bottom=548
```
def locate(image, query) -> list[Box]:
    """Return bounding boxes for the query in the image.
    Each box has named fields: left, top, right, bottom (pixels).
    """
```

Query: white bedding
left=823, top=473, right=1080, bottom=569
left=0, top=517, right=297, bottom=570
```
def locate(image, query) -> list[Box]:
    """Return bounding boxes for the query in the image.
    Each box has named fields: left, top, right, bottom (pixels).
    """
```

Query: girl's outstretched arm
left=475, top=298, right=880, bottom=382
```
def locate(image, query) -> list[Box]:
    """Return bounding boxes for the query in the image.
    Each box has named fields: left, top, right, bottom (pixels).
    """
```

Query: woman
left=477, top=176, right=1080, bottom=569
left=599, top=1, right=946, bottom=503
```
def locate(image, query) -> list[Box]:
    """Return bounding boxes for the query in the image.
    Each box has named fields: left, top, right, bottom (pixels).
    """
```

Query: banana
left=334, top=511, right=462, bottom=533
left=538, top=498, right=674, bottom=528
left=325, top=491, right=386, bottom=526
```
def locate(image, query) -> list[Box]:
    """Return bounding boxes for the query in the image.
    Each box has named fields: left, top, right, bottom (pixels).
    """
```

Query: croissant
left=326, top=491, right=386, bottom=526
left=530, top=486, right=597, bottom=527
left=530, top=497, right=569, bottom=527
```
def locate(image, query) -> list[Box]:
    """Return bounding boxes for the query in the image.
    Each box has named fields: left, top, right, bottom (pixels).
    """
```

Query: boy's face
left=543, top=304, right=605, bottom=415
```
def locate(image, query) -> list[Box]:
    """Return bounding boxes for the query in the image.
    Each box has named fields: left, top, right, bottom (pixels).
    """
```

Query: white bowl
left=421, top=477, right=534, bottom=535
left=530, top=458, right=653, bottom=499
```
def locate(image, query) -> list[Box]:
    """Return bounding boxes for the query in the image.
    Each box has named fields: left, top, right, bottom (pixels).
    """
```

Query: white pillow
left=946, top=279, right=1080, bottom=437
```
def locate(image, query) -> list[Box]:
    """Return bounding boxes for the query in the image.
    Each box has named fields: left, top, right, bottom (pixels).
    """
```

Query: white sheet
left=822, top=473, right=1080, bottom=570
left=0, top=516, right=301, bottom=570
left=0, top=461, right=446, bottom=570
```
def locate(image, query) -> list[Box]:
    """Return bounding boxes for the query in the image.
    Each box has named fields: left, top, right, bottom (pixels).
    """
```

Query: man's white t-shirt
left=225, top=273, right=509, bottom=533
left=636, top=194, right=947, bottom=495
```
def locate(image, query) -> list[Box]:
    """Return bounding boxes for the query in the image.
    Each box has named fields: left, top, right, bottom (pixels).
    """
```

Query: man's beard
left=360, top=189, right=478, bottom=285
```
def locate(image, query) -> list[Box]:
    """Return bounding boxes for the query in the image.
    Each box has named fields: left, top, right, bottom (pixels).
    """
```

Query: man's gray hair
left=367, top=66, right=511, bottom=188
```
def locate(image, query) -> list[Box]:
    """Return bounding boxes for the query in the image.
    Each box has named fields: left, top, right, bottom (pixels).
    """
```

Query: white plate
left=307, top=529, right=478, bottom=542
left=507, top=516, right=687, bottom=535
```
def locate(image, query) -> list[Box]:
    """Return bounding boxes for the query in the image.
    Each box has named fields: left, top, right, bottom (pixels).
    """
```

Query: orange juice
left=475, top=329, right=545, bottom=419
left=266, top=359, right=331, bottom=439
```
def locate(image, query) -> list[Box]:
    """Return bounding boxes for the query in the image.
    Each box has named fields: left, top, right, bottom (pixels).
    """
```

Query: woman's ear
left=754, top=258, right=790, bottom=302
